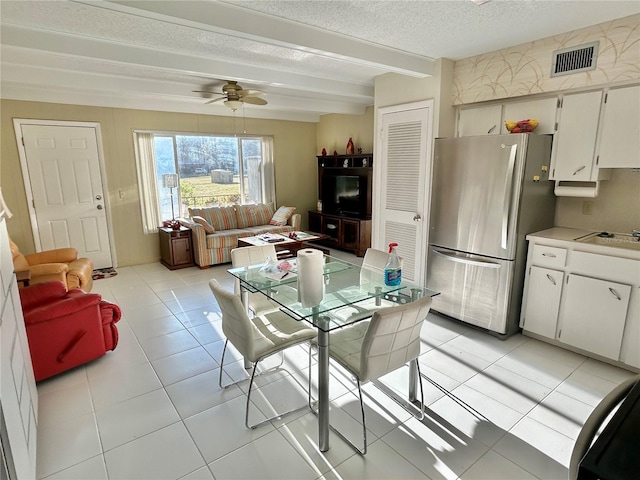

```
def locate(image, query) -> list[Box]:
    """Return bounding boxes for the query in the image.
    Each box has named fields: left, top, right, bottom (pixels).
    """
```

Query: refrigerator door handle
left=501, top=143, right=518, bottom=250
left=432, top=249, right=501, bottom=269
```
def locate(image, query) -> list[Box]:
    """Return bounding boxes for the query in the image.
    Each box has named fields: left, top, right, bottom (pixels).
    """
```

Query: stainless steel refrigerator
left=426, top=133, right=556, bottom=337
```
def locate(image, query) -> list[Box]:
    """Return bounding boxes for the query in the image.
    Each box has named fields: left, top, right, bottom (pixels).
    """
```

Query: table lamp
left=162, top=173, right=179, bottom=220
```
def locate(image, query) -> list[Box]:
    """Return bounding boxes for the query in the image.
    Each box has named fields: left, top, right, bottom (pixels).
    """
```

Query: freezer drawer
left=426, top=245, right=514, bottom=334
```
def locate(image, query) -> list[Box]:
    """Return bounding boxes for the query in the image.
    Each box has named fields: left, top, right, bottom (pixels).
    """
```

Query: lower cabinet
left=308, top=211, right=371, bottom=256
left=521, top=230, right=639, bottom=369
left=522, top=266, right=564, bottom=338
left=559, top=274, right=631, bottom=360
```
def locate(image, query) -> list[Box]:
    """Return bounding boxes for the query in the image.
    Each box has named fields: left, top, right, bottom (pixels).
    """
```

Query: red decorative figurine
left=346, top=137, right=354, bottom=155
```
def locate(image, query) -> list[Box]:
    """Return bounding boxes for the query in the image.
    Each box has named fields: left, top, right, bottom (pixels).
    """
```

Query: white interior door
left=374, top=101, right=433, bottom=285
left=15, top=122, right=114, bottom=269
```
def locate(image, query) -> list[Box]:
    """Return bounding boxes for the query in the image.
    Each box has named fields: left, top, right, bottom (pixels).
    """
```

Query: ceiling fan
left=193, top=80, right=267, bottom=110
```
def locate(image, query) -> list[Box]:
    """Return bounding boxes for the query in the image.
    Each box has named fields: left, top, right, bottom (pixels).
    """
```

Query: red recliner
left=19, top=281, right=121, bottom=381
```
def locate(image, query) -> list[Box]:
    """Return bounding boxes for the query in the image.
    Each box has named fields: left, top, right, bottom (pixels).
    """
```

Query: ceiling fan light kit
left=194, top=80, right=268, bottom=111
left=224, top=100, right=244, bottom=111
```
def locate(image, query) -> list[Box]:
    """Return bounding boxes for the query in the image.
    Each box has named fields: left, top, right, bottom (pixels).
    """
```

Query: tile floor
left=35, top=251, right=635, bottom=480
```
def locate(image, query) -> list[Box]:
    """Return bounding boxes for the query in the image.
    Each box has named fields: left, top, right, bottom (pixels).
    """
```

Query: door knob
left=97, top=205, right=103, bottom=210
left=413, top=214, right=421, bottom=221
left=96, top=195, right=102, bottom=200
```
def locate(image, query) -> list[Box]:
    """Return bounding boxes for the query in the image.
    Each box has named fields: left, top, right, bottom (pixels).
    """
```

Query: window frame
left=133, top=130, right=275, bottom=234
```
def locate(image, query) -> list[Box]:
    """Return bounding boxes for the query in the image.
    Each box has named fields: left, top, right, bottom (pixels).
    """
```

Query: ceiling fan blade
left=242, top=97, right=268, bottom=106
left=238, top=89, right=266, bottom=97
left=192, top=90, right=223, bottom=94
left=205, top=97, right=225, bottom=104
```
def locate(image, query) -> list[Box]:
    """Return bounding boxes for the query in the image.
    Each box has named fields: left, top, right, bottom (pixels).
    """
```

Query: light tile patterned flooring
left=35, top=252, right=635, bottom=480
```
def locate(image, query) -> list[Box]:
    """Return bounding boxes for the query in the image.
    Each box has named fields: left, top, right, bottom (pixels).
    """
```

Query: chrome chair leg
left=319, top=361, right=425, bottom=456
left=218, top=339, right=229, bottom=389
left=245, top=349, right=312, bottom=430
left=415, top=359, right=425, bottom=420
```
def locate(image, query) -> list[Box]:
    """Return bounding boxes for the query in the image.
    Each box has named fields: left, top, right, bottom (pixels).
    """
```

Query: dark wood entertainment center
left=309, top=153, right=373, bottom=256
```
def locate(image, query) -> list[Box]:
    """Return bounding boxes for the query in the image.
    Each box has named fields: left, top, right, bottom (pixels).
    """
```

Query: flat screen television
left=322, top=174, right=367, bottom=217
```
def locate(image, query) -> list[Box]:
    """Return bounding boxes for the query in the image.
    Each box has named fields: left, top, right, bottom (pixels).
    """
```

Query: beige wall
left=0, top=100, right=317, bottom=266
left=555, top=170, right=640, bottom=233
left=316, top=106, right=374, bottom=156
left=374, top=58, right=456, bottom=139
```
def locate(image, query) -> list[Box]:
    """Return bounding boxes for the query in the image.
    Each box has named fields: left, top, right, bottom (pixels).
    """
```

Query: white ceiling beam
left=1, top=81, right=325, bottom=122
left=1, top=24, right=374, bottom=99
left=1, top=58, right=370, bottom=115
left=88, top=0, right=435, bottom=77
left=1, top=61, right=369, bottom=114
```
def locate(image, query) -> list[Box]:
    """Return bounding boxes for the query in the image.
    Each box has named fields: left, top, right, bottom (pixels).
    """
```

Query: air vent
left=551, top=42, right=599, bottom=77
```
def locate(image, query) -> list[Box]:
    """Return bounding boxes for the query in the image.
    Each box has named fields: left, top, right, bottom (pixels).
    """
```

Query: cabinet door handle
left=609, top=287, right=621, bottom=301
left=546, top=274, right=556, bottom=286
left=542, top=252, right=556, bottom=258
left=572, top=165, right=586, bottom=176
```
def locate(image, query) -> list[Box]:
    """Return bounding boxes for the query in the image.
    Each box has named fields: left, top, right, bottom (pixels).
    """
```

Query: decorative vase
left=321, top=148, right=327, bottom=156
left=346, top=137, right=354, bottom=155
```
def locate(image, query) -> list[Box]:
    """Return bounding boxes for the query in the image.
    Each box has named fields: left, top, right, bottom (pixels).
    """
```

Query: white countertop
left=527, top=227, right=640, bottom=260
left=526, top=227, right=594, bottom=242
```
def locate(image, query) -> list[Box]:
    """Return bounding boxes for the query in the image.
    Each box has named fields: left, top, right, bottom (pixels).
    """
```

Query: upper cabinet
left=502, top=98, right=558, bottom=135
left=597, top=85, right=640, bottom=169
left=550, top=90, right=604, bottom=182
left=457, top=104, right=503, bottom=136
left=456, top=83, right=640, bottom=180
left=457, top=97, right=558, bottom=137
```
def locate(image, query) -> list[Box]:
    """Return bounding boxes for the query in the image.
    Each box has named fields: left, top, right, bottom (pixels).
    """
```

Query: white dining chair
left=323, top=294, right=433, bottom=454
left=331, top=248, right=399, bottom=323
left=569, top=374, right=640, bottom=479
left=209, top=279, right=317, bottom=429
left=231, top=244, right=280, bottom=316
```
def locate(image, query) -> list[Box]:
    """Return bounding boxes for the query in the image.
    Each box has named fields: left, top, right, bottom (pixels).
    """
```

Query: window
left=134, top=132, right=275, bottom=233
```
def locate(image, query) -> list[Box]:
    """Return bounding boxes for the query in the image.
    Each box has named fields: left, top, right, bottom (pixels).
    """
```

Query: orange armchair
left=10, top=239, right=94, bottom=292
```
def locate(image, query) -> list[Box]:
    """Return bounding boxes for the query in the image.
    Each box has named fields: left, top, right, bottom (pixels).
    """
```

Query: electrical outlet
left=582, top=200, right=594, bottom=215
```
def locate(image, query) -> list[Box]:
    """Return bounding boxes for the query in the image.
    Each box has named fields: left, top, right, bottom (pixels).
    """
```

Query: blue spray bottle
left=384, top=243, right=402, bottom=286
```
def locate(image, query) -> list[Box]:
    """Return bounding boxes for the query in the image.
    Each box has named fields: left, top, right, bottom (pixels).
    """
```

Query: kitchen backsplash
left=555, top=169, right=640, bottom=234
left=452, top=14, right=640, bottom=105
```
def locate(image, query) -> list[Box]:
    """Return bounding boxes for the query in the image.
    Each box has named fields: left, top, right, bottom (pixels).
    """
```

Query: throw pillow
left=270, top=206, right=296, bottom=226
left=192, top=215, right=215, bottom=234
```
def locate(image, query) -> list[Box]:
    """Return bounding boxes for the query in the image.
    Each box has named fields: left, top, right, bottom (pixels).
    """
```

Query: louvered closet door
left=377, top=104, right=432, bottom=285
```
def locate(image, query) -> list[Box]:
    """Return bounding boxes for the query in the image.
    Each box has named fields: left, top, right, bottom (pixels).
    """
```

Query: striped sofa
left=179, top=204, right=300, bottom=268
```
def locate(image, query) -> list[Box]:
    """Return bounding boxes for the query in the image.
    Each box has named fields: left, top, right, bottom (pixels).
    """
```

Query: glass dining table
left=228, top=254, right=439, bottom=452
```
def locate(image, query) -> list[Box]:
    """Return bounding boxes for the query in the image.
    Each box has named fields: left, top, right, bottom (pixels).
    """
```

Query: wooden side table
left=158, top=226, right=194, bottom=270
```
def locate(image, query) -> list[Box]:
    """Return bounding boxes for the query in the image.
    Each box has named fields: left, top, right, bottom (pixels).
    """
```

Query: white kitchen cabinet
left=457, top=104, right=502, bottom=136
left=550, top=90, right=605, bottom=181
left=597, top=85, right=640, bottom=169
left=559, top=274, right=631, bottom=360
left=522, top=228, right=640, bottom=370
left=619, top=289, right=640, bottom=368
left=502, top=97, right=558, bottom=135
left=457, top=97, right=558, bottom=137
left=521, top=266, right=564, bottom=338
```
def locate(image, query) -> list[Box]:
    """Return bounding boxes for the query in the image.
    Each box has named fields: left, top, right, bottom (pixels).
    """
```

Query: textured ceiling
left=1, top=0, right=639, bottom=122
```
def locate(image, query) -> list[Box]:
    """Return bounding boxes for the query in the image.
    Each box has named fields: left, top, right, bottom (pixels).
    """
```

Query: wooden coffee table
left=238, top=231, right=330, bottom=258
